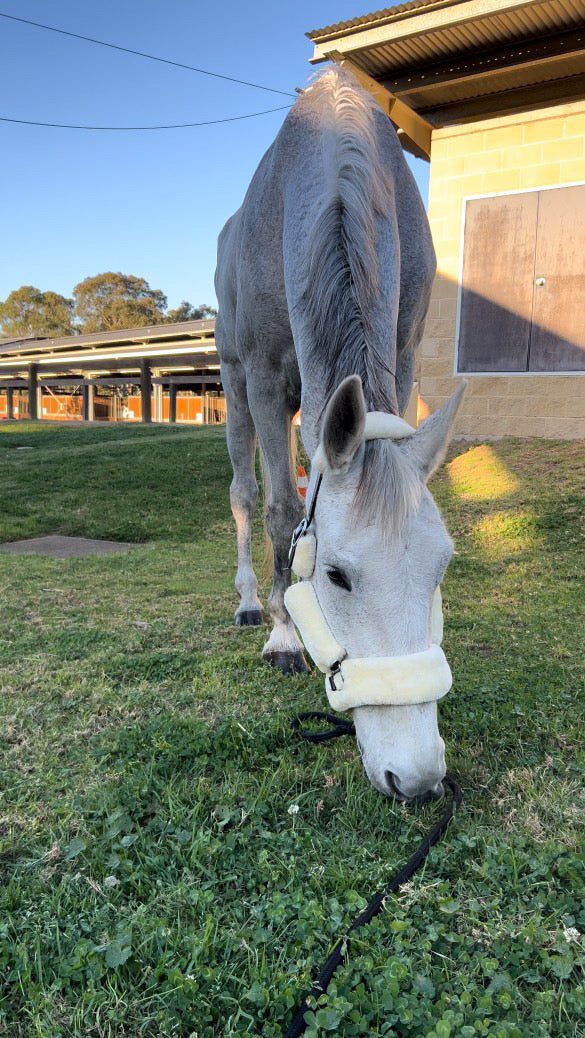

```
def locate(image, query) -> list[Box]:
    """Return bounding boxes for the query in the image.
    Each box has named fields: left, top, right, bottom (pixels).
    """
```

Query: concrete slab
left=0, top=535, right=134, bottom=558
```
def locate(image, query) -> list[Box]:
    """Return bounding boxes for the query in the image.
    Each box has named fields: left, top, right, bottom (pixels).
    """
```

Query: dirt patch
left=0, top=535, right=134, bottom=558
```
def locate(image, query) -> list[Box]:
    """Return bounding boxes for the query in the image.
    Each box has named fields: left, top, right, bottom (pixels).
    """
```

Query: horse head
left=286, top=376, right=466, bottom=801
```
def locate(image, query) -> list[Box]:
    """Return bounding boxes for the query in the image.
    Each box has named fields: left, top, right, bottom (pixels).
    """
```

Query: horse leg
left=248, top=385, right=308, bottom=674
left=396, top=347, right=415, bottom=417
left=222, top=360, right=264, bottom=626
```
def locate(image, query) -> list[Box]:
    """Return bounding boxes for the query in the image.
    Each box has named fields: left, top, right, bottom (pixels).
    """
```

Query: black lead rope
left=284, top=711, right=463, bottom=1038
left=291, top=710, right=355, bottom=742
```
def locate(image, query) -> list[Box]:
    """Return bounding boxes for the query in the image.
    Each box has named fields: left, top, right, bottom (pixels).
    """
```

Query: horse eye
left=327, top=567, right=352, bottom=592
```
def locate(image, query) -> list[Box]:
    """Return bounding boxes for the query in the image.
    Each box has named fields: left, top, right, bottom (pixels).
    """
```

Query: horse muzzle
left=353, top=703, right=447, bottom=800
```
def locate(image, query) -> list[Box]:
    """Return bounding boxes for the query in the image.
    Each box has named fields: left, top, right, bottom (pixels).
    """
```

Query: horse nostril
left=384, top=771, right=402, bottom=798
left=387, top=774, right=445, bottom=804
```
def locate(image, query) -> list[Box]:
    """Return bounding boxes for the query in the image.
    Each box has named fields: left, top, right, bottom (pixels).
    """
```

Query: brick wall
left=419, top=100, right=585, bottom=438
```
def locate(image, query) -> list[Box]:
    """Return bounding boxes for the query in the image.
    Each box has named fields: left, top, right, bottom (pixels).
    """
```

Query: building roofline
left=307, top=0, right=455, bottom=43
left=0, top=319, right=215, bottom=357
left=306, top=1, right=585, bottom=132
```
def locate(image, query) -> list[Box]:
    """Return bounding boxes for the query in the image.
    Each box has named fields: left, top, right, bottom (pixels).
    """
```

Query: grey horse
left=215, top=68, right=465, bottom=799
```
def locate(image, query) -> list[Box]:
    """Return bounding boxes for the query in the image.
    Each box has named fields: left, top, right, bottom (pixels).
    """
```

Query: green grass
left=0, top=421, right=584, bottom=1037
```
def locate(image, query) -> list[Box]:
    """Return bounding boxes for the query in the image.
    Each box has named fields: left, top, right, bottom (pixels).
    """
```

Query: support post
left=140, top=360, right=152, bottom=424
left=82, top=383, right=94, bottom=422
left=169, top=382, right=178, bottom=424
left=28, top=364, right=39, bottom=420
left=152, top=368, right=163, bottom=422
left=6, top=386, right=14, bottom=420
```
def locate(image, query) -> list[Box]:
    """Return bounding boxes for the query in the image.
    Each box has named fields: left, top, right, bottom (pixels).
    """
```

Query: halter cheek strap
left=285, top=411, right=453, bottom=712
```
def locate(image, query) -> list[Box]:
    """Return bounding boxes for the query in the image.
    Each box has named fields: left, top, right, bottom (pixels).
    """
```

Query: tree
left=165, top=301, right=217, bottom=323
left=72, top=272, right=167, bottom=333
left=0, top=285, right=74, bottom=339
left=0, top=277, right=216, bottom=339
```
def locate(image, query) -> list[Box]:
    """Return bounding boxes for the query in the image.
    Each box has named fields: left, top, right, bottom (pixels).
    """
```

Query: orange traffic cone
left=296, top=465, right=308, bottom=499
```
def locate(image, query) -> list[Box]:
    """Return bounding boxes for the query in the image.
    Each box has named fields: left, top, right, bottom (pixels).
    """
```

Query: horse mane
left=297, top=67, right=395, bottom=414
left=355, top=438, right=422, bottom=538
left=298, top=69, right=420, bottom=535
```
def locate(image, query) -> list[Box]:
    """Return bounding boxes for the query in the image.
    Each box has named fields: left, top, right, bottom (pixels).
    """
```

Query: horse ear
left=403, top=381, right=467, bottom=481
left=319, top=375, right=367, bottom=475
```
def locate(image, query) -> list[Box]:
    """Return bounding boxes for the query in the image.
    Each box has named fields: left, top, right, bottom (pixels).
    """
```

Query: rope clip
left=328, top=660, right=344, bottom=692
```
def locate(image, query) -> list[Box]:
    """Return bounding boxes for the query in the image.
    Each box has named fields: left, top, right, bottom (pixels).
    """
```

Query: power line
left=0, top=11, right=296, bottom=98
left=0, top=105, right=293, bottom=131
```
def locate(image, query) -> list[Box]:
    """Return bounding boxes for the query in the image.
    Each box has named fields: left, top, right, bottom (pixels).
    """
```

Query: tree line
left=0, top=273, right=217, bottom=339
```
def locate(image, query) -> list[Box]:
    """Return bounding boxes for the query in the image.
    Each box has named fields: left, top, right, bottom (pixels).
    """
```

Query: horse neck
left=282, top=90, right=400, bottom=454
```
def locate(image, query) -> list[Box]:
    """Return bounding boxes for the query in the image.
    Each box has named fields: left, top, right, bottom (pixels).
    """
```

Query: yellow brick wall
left=419, top=100, right=585, bottom=438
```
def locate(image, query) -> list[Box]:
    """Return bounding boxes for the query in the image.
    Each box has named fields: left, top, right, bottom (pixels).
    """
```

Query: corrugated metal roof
left=308, top=0, right=585, bottom=127
left=0, top=319, right=215, bottom=358
left=307, top=0, right=446, bottom=41
left=308, top=0, right=584, bottom=48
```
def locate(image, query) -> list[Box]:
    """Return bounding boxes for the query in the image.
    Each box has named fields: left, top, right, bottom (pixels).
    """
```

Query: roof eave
left=308, top=0, right=547, bottom=63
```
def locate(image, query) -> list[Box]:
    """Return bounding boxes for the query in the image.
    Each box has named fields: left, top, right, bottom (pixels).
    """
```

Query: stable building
left=0, top=319, right=225, bottom=424
left=308, top=0, right=585, bottom=438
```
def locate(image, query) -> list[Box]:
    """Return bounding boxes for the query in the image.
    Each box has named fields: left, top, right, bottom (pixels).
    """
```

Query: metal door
left=458, top=192, right=539, bottom=371
left=529, top=183, right=585, bottom=371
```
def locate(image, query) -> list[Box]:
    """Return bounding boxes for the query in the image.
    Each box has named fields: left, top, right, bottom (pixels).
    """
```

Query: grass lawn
left=0, top=421, right=584, bottom=1038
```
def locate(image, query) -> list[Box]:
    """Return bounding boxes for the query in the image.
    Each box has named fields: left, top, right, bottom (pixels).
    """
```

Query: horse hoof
left=264, top=650, right=309, bottom=674
left=235, top=609, right=264, bottom=626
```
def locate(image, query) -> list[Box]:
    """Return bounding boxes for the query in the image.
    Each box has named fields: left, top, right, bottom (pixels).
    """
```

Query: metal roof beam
left=0, top=355, right=221, bottom=376
left=151, top=375, right=221, bottom=385
left=0, top=376, right=222, bottom=388
left=329, top=52, right=432, bottom=158
left=419, top=71, right=585, bottom=123
left=383, top=27, right=585, bottom=98
left=0, top=343, right=216, bottom=367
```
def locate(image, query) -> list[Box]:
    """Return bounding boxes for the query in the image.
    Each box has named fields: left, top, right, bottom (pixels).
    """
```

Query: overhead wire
left=0, top=10, right=297, bottom=131
left=0, top=107, right=293, bottom=131
left=0, top=12, right=296, bottom=97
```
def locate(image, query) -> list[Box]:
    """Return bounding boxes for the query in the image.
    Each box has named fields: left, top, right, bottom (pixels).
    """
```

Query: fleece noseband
left=284, top=412, right=452, bottom=712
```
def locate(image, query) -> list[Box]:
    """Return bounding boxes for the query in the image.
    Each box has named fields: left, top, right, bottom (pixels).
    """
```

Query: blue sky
left=0, top=1, right=430, bottom=311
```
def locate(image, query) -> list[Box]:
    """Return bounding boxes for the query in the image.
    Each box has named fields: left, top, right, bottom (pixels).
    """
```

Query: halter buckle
left=288, top=517, right=309, bottom=569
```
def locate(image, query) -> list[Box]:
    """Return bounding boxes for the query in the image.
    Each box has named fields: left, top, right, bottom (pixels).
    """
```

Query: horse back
left=215, top=71, right=435, bottom=406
